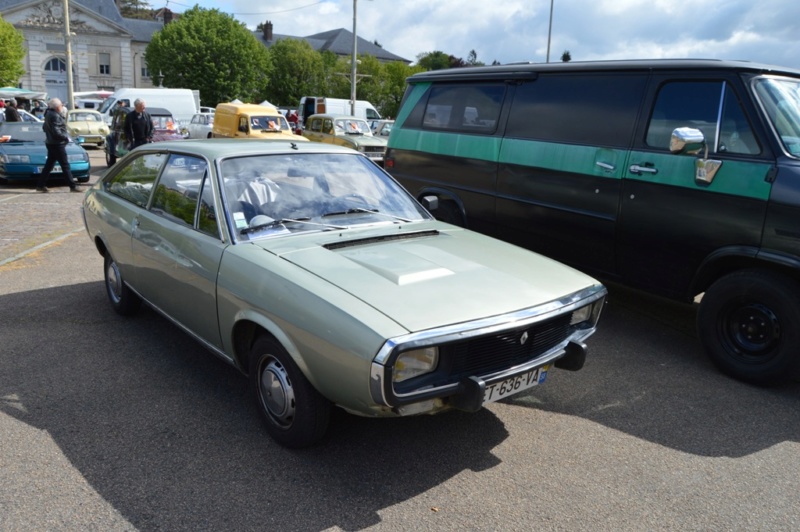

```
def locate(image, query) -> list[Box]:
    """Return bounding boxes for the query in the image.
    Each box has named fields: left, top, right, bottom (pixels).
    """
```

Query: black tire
left=104, top=253, right=141, bottom=316
left=105, top=148, right=116, bottom=166
left=434, top=200, right=465, bottom=227
left=697, top=269, right=800, bottom=385
left=250, top=335, right=331, bottom=448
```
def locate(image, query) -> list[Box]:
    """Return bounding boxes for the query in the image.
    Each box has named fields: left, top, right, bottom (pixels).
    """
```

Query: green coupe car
left=81, top=139, right=607, bottom=448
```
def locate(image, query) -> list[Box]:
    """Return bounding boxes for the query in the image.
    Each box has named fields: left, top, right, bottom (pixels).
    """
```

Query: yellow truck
left=212, top=103, right=307, bottom=141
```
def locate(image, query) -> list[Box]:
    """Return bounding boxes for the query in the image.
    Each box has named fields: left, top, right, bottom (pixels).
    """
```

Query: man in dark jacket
left=124, top=98, right=153, bottom=149
left=5, top=98, right=22, bottom=122
left=36, top=98, right=79, bottom=193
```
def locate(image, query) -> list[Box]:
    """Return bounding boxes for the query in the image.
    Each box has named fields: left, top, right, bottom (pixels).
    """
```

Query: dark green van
left=385, top=59, right=800, bottom=384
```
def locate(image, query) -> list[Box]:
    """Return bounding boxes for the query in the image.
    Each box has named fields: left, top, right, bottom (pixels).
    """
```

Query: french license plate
left=36, top=166, right=62, bottom=173
left=483, top=365, right=549, bottom=404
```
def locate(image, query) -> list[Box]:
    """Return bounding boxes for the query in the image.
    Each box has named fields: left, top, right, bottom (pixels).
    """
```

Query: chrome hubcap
left=106, top=260, right=122, bottom=303
left=259, top=357, right=295, bottom=428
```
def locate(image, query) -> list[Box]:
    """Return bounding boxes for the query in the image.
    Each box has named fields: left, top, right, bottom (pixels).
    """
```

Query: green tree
left=117, top=0, right=153, bottom=20
left=561, top=50, right=572, bottom=62
left=467, top=49, right=484, bottom=67
left=416, top=51, right=451, bottom=70
left=145, top=7, right=272, bottom=106
left=267, top=38, right=325, bottom=107
left=379, top=61, right=425, bottom=118
left=0, top=16, right=25, bottom=86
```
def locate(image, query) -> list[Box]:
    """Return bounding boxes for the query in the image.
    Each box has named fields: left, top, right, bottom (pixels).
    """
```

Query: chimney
left=163, top=8, right=173, bottom=25
left=263, top=20, right=273, bottom=42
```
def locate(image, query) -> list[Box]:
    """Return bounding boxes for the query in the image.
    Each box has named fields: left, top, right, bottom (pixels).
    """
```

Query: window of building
left=44, top=58, right=67, bottom=73
left=141, top=65, right=150, bottom=79
left=99, top=53, right=111, bottom=75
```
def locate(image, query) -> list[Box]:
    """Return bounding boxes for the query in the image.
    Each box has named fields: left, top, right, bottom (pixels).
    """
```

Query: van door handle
left=629, top=164, right=658, bottom=175
left=596, top=161, right=615, bottom=171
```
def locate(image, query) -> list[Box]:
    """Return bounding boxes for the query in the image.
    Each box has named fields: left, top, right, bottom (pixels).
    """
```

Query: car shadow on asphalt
left=0, top=280, right=507, bottom=530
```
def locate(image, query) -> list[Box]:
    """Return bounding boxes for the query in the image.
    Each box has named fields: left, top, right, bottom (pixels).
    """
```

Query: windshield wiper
left=321, top=207, right=411, bottom=223
left=240, top=217, right=346, bottom=235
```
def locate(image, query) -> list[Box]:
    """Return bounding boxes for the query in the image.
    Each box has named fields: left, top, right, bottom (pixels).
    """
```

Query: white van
left=298, top=96, right=381, bottom=128
left=97, top=88, right=198, bottom=126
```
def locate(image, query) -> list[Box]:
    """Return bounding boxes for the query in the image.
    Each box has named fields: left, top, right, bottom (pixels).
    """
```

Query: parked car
left=66, top=109, right=109, bottom=148
left=372, top=119, right=394, bottom=137
left=303, top=114, right=388, bottom=164
left=387, top=58, right=800, bottom=385
left=186, top=112, right=215, bottom=139
left=0, top=121, right=90, bottom=183
left=105, top=106, right=184, bottom=166
left=212, top=102, right=305, bottom=141
left=81, top=139, right=606, bottom=448
left=1, top=108, right=43, bottom=122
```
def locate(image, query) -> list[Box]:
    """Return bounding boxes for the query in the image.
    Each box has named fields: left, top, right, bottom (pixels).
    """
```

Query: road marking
left=0, top=227, right=84, bottom=267
left=0, top=194, right=24, bottom=202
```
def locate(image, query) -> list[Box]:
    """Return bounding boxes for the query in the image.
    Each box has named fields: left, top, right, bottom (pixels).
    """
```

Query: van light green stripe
left=628, top=151, right=771, bottom=200
left=394, top=83, right=430, bottom=127
left=500, top=138, right=625, bottom=179
left=391, top=129, right=501, bottom=162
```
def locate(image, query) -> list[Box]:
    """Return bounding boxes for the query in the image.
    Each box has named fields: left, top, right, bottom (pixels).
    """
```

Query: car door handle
left=629, top=164, right=658, bottom=175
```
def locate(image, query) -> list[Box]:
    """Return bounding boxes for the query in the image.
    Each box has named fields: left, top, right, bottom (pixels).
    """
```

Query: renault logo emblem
left=520, top=331, right=529, bottom=345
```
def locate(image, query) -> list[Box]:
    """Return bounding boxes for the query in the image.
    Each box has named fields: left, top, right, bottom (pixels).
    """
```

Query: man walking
left=124, top=98, right=153, bottom=149
left=36, top=98, right=79, bottom=193
left=5, top=98, right=22, bottom=122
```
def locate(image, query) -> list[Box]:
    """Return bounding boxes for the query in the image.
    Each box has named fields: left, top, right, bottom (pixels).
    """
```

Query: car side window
left=150, top=154, right=208, bottom=228
left=196, top=174, right=220, bottom=238
left=310, top=118, right=322, bottom=133
left=323, top=119, right=333, bottom=134
left=105, top=153, right=166, bottom=207
left=646, top=81, right=760, bottom=155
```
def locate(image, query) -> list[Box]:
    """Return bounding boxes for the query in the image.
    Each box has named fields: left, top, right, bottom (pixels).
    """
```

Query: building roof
left=256, top=27, right=410, bottom=64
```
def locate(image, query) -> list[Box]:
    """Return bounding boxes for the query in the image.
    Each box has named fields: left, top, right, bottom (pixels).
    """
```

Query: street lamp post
left=63, top=0, right=74, bottom=108
left=350, top=0, right=358, bottom=115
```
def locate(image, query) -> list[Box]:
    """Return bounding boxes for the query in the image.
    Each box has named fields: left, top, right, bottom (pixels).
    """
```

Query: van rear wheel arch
left=418, top=190, right=467, bottom=227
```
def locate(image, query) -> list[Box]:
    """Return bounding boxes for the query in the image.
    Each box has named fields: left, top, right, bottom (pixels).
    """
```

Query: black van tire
left=697, top=269, right=800, bottom=385
left=250, top=335, right=331, bottom=448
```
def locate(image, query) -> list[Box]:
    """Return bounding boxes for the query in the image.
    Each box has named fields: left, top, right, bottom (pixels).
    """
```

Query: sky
left=162, top=0, right=800, bottom=69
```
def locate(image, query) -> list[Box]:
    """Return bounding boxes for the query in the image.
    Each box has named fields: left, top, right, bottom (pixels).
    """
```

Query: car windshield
left=0, top=123, right=45, bottom=142
left=220, top=152, right=430, bottom=241
left=334, top=119, right=371, bottom=135
left=753, top=77, right=800, bottom=157
left=69, top=112, right=101, bottom=122
left=251, top=115, right=288, bottom=131
left=151, top=115, right=177, bottom=130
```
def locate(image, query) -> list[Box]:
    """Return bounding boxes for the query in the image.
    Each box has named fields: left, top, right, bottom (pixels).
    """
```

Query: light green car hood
left=254, top=223, right=599, bottom=333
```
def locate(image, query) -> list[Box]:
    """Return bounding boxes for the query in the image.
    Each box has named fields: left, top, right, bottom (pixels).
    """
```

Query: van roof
left=216, top=103, right=280, bottom=114
left=407, top=58, right=800, bottom=83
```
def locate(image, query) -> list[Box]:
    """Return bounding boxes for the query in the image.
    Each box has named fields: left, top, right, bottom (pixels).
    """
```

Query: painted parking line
left=0, top=194, right=24, bottom=203
left=0, top=227, right=84, bottom=267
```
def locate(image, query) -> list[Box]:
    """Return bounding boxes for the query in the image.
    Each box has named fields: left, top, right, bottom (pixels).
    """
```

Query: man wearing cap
left=5, top=98, right=21, bottom=122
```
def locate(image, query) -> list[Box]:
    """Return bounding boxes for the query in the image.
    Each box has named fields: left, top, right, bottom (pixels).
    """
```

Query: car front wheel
left=250, top=335, right=331, bottom=448
left=104, top=253, right=141, bottom=316
left=697, top=269, right=800, bottom=385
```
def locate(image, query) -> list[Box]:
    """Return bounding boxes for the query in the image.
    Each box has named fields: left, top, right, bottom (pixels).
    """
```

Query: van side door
left=619, top=74, right=774, bottom=299
left=496, top=72, right=647, bottom=276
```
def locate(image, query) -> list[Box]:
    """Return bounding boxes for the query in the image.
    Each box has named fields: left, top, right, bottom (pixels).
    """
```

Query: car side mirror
left=670, top=127, right=723, bottom=185
left=421, top=195, right=439, bottom=211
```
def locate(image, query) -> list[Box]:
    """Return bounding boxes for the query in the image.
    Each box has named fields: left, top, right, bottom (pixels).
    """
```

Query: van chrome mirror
left=670, top=127, right=723, bottom=185
left=670, top=127, right=705, bottom=154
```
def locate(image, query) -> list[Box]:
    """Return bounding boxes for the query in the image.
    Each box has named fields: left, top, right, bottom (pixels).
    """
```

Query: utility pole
left=546, top=0, right=554, bottom=63
left=63, top=0, right=75, bottom=108
left=350, top=0, right=357, bottom=115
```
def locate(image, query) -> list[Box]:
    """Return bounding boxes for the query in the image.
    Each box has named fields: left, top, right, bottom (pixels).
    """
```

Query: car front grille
left=363, top=146, right=385, bottom=154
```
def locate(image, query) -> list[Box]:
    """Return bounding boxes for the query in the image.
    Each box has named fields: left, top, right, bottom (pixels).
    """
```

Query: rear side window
left=506, top=74, right=647, bottom=148
left=417, top=83, right=506, bottom=134
left=646, top=81, right=760, bottom=155
left=105, top=152, right=166, bottom=207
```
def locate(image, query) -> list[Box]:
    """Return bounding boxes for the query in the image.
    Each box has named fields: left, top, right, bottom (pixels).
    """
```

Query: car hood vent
left=323, top=230, right=439, bottom=250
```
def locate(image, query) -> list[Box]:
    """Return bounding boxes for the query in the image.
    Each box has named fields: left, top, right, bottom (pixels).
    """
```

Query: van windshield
left=753, top=77, right=800, bottom=157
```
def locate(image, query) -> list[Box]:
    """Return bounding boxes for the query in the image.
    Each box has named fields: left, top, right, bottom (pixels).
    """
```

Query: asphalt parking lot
left=1, top=147, right=799, bottom=530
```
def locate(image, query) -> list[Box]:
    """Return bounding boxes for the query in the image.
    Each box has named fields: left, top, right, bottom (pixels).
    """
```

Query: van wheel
left=250, top=335, right=331, bottom=448
left=433, top=201, right=465, bottom=227
left=697, top=269, right=800, bottom=385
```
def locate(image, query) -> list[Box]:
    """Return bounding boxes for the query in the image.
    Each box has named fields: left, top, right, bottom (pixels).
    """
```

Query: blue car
left=0, top=121, right=90, bottom=184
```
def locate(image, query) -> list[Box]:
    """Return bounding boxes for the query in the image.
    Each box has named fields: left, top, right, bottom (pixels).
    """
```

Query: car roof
left=129, top=138, right=362, bottom=160
left=407, top=58, right=800, bottom=82
left=69, top=109, right=102, bottom=114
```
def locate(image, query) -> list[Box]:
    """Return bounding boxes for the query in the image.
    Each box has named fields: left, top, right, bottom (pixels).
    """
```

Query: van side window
left=646, top=81, right=760, bottom=155
left=422, top=84, right=505, bottom=134
left=506, top=74, right=646, bottom=148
